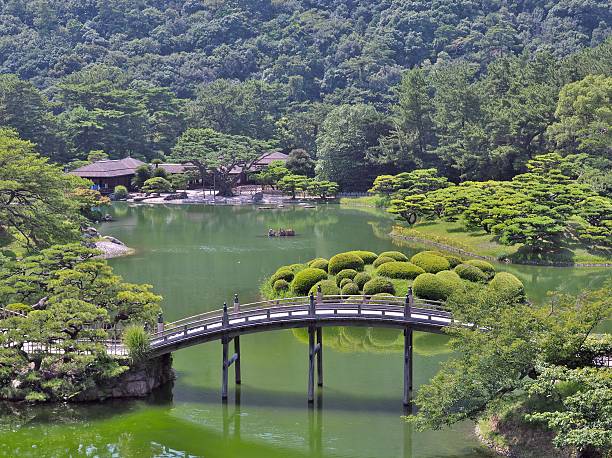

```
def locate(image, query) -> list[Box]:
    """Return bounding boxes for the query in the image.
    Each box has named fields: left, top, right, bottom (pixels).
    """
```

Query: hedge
left=373, top=256, right=395, bottom=268
left=273, top=279, right=290, bottom=291
left=413, top=273, right=448, bottom=301
left=376, top=261, right=425, bottom=279
left=370, top=292, right=395, bottom=299
left=292, top=268, right=328, bottom=295
left=341, top=282, right=360, bottom=295
left=328, top=252, right=365, bottom=275
left=410, top=252, right=451, bottom=273
left=489, top=272, right=525, bottom=302
left=309, top=279, right=341, bottom=296
left=270, top=268, right=294, bottom=284
left=378, top=251, right=409, bottom=262
left=353, top=272, right=372, bottom=289
left=435, top=270, right=463, bottom=298
left=454, top=264, right=488, bottom=282
left=363, top=277, right=396, bottom=296
left=308, top=258, right=329, bottom=272
left=347, top=250, right=378, bottom=264
left=339, top=278, right=354, bottom=288
left=335, top=269, right=358, bottom=285
left=465, top=259, right=496, bottom=277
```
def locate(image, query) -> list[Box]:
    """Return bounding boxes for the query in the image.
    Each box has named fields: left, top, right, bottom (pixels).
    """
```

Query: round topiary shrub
left=378, top=251, right=409, bottom=262
left=435, top=270, right=463, bottom=298
left=341, top=282, right=360, bottom=296
left=353, top=272, right=372, bottom=290
left=113, top=185, right=128, bottom=200
left=454, top=264, right=488, bottom=282
left=347, top=250, right=378, bottom=264
left=308, top=258, right=329, bottom=272
left=292, top=268, right=328, bottom=295
left=370, top=292, right=395, bottom=299
left=410, top=252, right=451, bottom=273
left=377, top=261, right=425, bottom=279
left=270, top=268, right=294, bottom=284
left=309, top=279, right=341, bottom=296
left=339, top=277, right=354, bottom=288
left=373, top=256, right=395, bottom=268
left=288, top=263, right=308, bottom=273
left=465, top=259, right=496, bottom=278
left=413, top=273, right=448, bottom=301
left=328, top=252, right=365, bottom=275
left=443, top=255, right=463, bottom=268
left=273, top=279, right=290, bottom=291
left=363, top=277, right=396, bottom=296
left=335, top=269, right=358, bottom=285
left=489, top=272, right=525, bottom=302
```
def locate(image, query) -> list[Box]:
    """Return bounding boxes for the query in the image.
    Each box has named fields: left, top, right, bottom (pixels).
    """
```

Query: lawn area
left=392, top=222, right=612, bottom=265
left=339, top=195, right=387, bottom=208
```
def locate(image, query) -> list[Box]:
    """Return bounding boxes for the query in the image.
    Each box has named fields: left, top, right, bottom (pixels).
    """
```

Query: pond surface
left=1, top=204, right=609, bottom=458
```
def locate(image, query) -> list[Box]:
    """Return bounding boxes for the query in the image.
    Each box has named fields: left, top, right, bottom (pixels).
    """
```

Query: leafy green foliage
left=341, top=282, right=360, bottom=296
left=378, top=251, right=409, bottom=262
left=410, top=252, right=451, bottom=273
left=454, top=264, right=489, bottom=283
left=328, top=252, right=365, bottom=275
left=376, top=262, right=425, bottom=280
left=346, top=251, right=378, bottom=264
left=309, top=280, right=340, bottom=296
left=113, top=185, right=128, bottom=200
left=123, top=325, right=150, bottom=364
left=335, top=269, right=358, bottom=286
left=307, top=258, right=329, bottom=272
left=363, top=277, right=395, bottom=296
left=291, top=268, right=328, bottom=295
left=141, top=177, right=173, bottom=193
left=373, top=256, right=395, bottom=268
left=488, top=272, right=525, bottom=302
left=353, top=272, right=372, bottom=290
left=413, top=273, right=448, bottom=301
left=273, top=279, right=290, bottom=292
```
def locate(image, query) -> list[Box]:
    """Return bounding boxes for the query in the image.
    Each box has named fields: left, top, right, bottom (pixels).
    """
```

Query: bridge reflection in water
left=149, top=288, right=454, bottom=406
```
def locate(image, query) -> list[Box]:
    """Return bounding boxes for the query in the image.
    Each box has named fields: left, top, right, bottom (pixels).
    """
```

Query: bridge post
left=233, top=294, right=240, bottom=313
left=405, top=287, right=413, bottom=319
left=234, top=336, right=241, bottom=384
left=316, top=284, right=322, bottom=305
left=316, top=327, right=323, bottom=387
left=308, top=326, right=315, bottom=403
left=222, top=336, right=229, bottom=400
left=403, top=328, right=413, bottom=406
left=222, top=302, right=229, bottom=327
left=309, top=293, right=315, bottom=316
left=157, top=313, right=164, bottom=333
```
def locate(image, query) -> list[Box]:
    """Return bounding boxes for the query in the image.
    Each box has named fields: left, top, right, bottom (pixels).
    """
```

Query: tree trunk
left=217, top=178, right=234, bottom=197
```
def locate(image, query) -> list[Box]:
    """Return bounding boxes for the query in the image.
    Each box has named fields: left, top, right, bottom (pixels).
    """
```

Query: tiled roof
left=70, top=158, right=146, bottom=178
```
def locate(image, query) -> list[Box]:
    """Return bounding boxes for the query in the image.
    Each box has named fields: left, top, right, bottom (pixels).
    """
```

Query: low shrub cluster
left=328, top=252, right=365, bottom=275
left=341, top=282, right=360, bottom=295
left=378, top=251, right=409, bottom=261
left=273, top=279, right=290, bottom=291
left=373, top=256, right=395, bottom=268
left=308, top=258, right=329, bottom=271
left=347, top=251, right=378, bottom=264
left=465, top=259, right=496, bottom=278
left=353, top=272, right=372, bottom=289
left=489, top=272, right=525, bottom=301
left=335, top=269, right=358, bottom=285
left=363, top=277, right=396, bottom=296
left=377, top=261, right=424, bottom=279
left=411, top=252, right=451, bottom=273
left=310, top=279, right=340, bottom=296
left=292, top=268, right=328, bottom=295
left=454, top=264, right=488, bottom=282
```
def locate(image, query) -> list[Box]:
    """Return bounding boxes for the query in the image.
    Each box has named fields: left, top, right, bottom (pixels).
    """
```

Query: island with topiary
left=261, top=249, right=525, bottom=304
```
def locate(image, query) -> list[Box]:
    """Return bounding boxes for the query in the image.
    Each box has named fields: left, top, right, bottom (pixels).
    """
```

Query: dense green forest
left=0, top=0, right=610, bottom=188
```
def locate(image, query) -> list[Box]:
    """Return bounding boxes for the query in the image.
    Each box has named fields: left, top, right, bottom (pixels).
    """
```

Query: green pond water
left=1, top=203, right=609, bottom=458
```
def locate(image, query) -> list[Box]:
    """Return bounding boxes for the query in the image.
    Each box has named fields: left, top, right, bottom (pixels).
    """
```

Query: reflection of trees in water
left=292, top=327, right=451, bottom=356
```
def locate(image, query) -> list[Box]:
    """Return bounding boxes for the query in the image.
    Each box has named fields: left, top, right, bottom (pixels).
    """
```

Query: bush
left=435, top=270, right=463, bottom=298
left=370, top=293, right=394, bottom=299
left=308, top=258, right=329, bottom=271
left=465, top=259, right=496, bottom=278
left=377, top=261, right=425, bottom=279
left=273, top=279, right=290, bottom=291
left=363, top=277, right=396, bottom=296
left=339, top=278, right=354, bottom=288
left=373, top=256, right=395, bottom=268
left=413, top=273, right=448, bottom=301
left=335, top=269, right=358, bottom=285
left=410, top=252, right=450, bottom=273
left=347, top=250, right=378, bottom=264
left=309, top=279, right=341, bottom=296
left=123, top=325, right=150, bottom=363
left=341, top=282, right=360, bottom=295
left=113, top=185, right=128, bottom=200
left=454, top=264, right=488, bottom=282
left=270, top=268, right=294, bottom=284
left=443, top=255, right=463, bottom=268
left=328, top=252, right=365, bottom=275
left=489, top=272, right=525, bottom=302
left=353, top=272, right=372, bottom=289
left=292, top=268, right=328, bottom=295
left=5, top=303, right=32, bottom=314
left=378, top=251, right=409, bottom=261
left=287, top=263, right=308, bottom=273
left=141, top=177, right=173, bottom=193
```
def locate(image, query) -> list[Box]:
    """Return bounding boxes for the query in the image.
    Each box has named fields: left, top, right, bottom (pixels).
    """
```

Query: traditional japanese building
left=70, top=158, right=146, bottom=192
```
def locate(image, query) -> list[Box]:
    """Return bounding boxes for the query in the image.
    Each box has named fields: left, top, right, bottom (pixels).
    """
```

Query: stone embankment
left=83, top=226, right=134, bottom=259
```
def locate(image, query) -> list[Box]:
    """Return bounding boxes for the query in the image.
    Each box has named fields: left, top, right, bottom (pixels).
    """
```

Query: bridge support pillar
left=222, top=335, right=241, bottom=400
left=403, top=328, right=413, bottom=406
left=308, top=326, right=323, bottom=403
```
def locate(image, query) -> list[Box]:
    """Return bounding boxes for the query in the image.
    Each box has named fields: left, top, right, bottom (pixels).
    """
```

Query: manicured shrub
left=309, top=279, right=341, bottom=296
left=435, top=270, right=463, bottom=298
left=328, top=252, right=364, bottom=275
left=353, top=272, right=372, bottom=290
left=465, top=259, right=496, bottom=278
left=363, top=277, right=396, bottom=296
left=370, top=292, right=394, bottom=299
left=270, top=268, right=294, bottom=284
left=335, top=268, right=358, bottom=285
left=292, top=268, right=328, bottom=295
left=341, top=282, right=360, bottom=295
left=454, top=264, right=488, bottom=282
left=273, top=279, right=290, bottom=291
left=410, top=252, right=450, bottom=273
left=113, top=185, right=128, bottom=200
left=489, top=272, right=525, bottom=302
left=377, top=261, right=425, bottom=279
left=347, top=250, right=378, bottom=264
left=123, top=325, right=150, bottom=363
left=373, top=256, right=395, bottom=268
left=141, top=177, right=173, bottom=193
left=413, top=273, right=448, bottom=301
left=308, top=258, right=329, bottom=271
left=378, top=251, right=409, bottom=261
left=419, top=250, right=445, bottom=256
left=443, top=255, right=463, bottom=268
left=288, top=263, right=308, bottom=273
left=339, top=278, right=354, bottom=288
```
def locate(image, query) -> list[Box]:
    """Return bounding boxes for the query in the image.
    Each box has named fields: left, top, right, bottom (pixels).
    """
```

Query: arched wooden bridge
left=149, top=288, right=455, bottom=405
